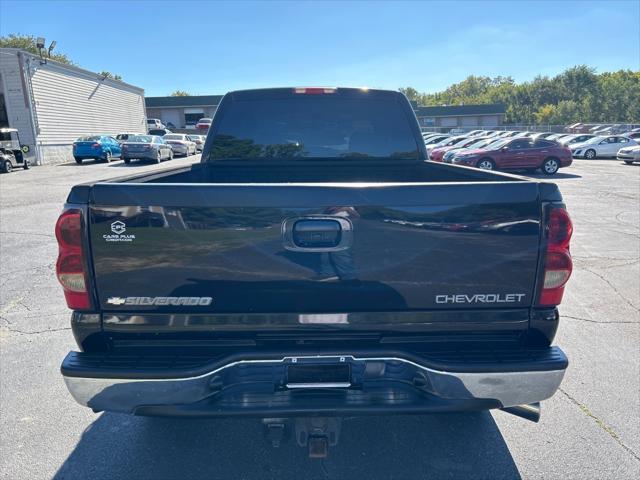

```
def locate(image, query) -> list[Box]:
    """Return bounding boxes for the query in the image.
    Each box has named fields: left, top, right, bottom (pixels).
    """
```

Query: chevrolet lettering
left=435, top=293, right=527, bottom=304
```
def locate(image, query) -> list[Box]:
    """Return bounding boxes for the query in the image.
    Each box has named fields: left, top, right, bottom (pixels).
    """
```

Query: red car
left=429, top=136, right=491, bottom=162
left=195, top=118, right=212, bottom=132
left=451, top=137, right=572, bottom=175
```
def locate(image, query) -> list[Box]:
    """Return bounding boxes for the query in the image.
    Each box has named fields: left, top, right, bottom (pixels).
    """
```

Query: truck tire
left=74, top=157, right=83, bottom=164
left=541, top=157, right=560, bottom=175
left=123, top=158, right=131, bottom=164
left=624, top=160, right=634, bottom=165
left=476, top=158, right=495, bottom=170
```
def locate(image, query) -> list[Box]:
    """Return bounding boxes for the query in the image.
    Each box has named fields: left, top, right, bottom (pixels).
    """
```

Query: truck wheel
left=476, top=158, right=495, bottom=170
left=2, top=160, right=12, bottom=173
left=541, top=158, right=559, bottom=175
left=585, top=149, right=596, bottom=159
left=624, top=160, right=634, bottom=165
left=123, top=158, right=131, bottom=164
left=74, top=157, right=83, bottom=164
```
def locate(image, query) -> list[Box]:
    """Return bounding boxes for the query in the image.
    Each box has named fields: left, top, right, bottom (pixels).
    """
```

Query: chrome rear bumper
left=62, top=353, right=566, bottom=416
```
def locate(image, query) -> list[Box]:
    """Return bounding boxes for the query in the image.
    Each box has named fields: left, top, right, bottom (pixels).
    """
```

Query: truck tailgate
left=88, top=182, right=542, bottom=314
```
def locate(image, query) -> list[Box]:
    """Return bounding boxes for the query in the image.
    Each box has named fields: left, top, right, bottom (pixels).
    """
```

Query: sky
left=1, top=0, right=638, bottom=96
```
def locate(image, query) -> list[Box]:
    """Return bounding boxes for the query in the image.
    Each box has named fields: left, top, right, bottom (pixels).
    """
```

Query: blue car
left=72, top=135, right=122, bottom=164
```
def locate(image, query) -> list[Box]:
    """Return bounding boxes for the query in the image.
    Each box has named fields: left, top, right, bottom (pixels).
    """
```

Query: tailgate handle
left=282, top=216, right=353, bottom=252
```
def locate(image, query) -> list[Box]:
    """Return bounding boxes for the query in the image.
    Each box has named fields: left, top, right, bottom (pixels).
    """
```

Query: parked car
left=56, top=87, right=573, bottom=444
left=72, top=135, right=122, bottom=164
left=146, top=118, right=164, bottom=130
left=0, top=127, right=30, bottom=173
left=617, top=145, right=640, bottom=164
left=559, top=134, right=595, bottom=146
left=166, top=122, right=177, bottom=129
left=465, top=130, right=485, bottom=136
left=624, top=132, right=640, bottom=140
left=115, top=132, right=144, bottom=143
left=448, top=128, right=466, bottom=135
left=426, top=135, right=470, bottom=156
left=452, top=137, right=572, bottom=174
left=163, top=134, right=197, bottom=156
left=187, top=134, right=206, bottom=152
left=445, top=137, right=502, bottom=163
left=571, top=135, right=637, bottom=159
left=121, top=135, right=174, bottom=164
left=547, top=133, right=571, bottom=141
left=430, top=136, right=490, bottom=162
left=196, top=118, right=212, bottom=132
left=148, top=128, right=172, bottom=137
left=500, top=131, right=522, bottom=138
left=424, top=134, right=451, bottom=146
left=530, top=132, right=555, bottom=140
left=589, top=124, right=608, bottom=133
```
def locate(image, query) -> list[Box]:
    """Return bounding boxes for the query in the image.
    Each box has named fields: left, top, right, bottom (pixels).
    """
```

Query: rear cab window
left=204, top=88, right=422, bottom=162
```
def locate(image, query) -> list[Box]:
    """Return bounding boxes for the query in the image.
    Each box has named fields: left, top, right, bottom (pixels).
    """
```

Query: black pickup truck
left=57, top=88, right=573, bottom=453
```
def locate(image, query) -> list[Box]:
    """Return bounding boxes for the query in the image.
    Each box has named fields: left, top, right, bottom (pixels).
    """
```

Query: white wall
left=0, top=51, right=37, bottom=157
left=27, top=56, right=145, bottom=164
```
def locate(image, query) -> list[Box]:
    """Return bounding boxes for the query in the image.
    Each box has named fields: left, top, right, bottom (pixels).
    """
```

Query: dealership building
left=144, top=94, right=504, bottom=133
left=0, top=48, right=146, bottom=165
left=414, top=103, right=506, bottom=131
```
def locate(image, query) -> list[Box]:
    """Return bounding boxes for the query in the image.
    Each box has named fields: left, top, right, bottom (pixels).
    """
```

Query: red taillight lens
left=538, top=205, right=573, bottom=306
left=55, top=209, right=91, bottom=310
left=547, top=208, right=572, bottom=250
left=92, top=142, right=101, bottom=148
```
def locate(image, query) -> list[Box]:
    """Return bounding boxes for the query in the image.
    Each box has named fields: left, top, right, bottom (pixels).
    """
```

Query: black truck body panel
left=88, top=181, right=543, bottom=315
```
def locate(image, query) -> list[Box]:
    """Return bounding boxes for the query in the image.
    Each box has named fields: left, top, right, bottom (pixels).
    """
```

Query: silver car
left=617, top=145, right=640, bottom=164
left=163, top=134, right=197, bottom=156
left=121, top=135, right=174, bottom=164
left=187, top=134, right=206, bottom=152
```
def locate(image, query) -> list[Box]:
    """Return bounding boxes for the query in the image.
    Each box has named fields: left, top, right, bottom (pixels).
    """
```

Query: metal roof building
left=414, top=104, right=506, bottom=131
left=0, top=48, right=146, bottom=165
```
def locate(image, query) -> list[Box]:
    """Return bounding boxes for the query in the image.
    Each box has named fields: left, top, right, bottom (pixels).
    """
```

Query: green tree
left=170, top=90, right=191, bottom=97
left=534, top=104, right=557, bottom=124
left=99, top=71, right=122, bottom=81
left=0, top=33, right=73, bottom=64
left=401, top=65, right=640, bottom=125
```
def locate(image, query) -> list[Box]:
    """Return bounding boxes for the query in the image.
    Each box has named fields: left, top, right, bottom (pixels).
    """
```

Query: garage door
left=461, top=116, right=478, bottom=127
left=440, top=117, right=457, bottom=127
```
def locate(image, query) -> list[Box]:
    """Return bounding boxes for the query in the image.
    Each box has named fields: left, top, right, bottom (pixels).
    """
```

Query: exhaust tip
left=500, top=402, right=541, bottom=423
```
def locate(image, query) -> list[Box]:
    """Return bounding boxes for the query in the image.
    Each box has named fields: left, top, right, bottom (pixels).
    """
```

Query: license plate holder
left=286, top=363, right=351, bottom=388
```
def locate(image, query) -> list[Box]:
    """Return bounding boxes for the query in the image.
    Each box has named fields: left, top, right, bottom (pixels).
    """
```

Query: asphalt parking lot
left=0, top=157, right=638, bottom=479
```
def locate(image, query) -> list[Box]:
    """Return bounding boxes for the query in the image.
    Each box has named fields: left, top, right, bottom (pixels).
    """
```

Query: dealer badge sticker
left=104, top=221, right=136, bottom=242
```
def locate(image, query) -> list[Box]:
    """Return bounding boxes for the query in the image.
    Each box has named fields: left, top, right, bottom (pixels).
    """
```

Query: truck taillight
left=538, top=206, right=573, bottom=306
left=55, top=209, right=91, bottom=310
